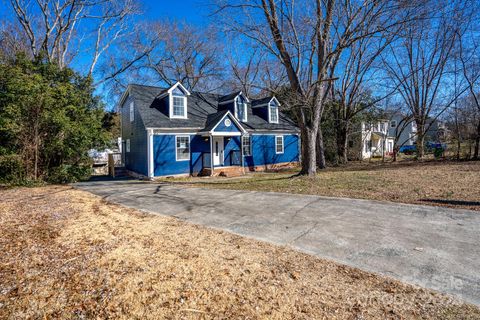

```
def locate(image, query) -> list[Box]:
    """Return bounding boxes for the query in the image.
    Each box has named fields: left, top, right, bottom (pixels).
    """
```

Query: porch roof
left=199, top=110, right=247, bottom=136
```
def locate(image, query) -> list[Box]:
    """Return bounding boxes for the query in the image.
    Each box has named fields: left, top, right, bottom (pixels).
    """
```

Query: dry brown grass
left=171, top=160, right=480, bottom=211
left=1, top=186, right=479, bottom=319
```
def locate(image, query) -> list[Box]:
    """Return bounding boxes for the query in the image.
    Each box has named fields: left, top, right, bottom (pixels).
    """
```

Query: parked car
left=399, top=145, right=416, bottom=155
left=398, top=143, right=446, bottom=156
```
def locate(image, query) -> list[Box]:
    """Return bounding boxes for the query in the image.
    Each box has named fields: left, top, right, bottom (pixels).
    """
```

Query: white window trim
left=170, top=95, right=187, bottom=119
left=175, top=135, right=190, bottom=161
left=129, top=101, right=134, bottom=122
left=268, top=101, right=279, bottom=124
left=242, top=135, right=252, bottom=156
left=126, top=139, right=130, bottom=152
left=275, top=135, right=284, bottom=154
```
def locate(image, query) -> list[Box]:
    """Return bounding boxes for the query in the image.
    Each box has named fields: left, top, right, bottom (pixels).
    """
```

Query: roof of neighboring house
left=125, top=84, right=299, bottom=132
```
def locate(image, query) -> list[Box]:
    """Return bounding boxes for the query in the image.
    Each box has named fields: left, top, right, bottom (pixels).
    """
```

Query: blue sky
left=142, top=0, right=213, bottom=25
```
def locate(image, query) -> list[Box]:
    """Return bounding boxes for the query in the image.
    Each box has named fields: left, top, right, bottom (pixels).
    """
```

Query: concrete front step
left=111, top=167, right=128, bottom=177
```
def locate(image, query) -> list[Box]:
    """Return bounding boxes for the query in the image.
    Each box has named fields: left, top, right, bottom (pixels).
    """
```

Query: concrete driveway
left=75, top=179, right=480, bottom=306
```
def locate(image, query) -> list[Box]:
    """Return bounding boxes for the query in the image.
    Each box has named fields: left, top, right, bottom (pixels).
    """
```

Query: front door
left=212, top=137, right=224, bottom=166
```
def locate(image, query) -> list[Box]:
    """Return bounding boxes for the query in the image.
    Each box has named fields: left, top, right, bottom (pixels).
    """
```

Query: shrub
left=47, top=164, right=92, bottom=184
left=0, top=155, right=25, bottom=184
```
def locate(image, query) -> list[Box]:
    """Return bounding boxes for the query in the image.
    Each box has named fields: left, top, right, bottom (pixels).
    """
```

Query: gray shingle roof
left=218, top=91, right=241, bottom=103
left=203, top=110, right=229, bottom=131
left=251, top=97, right=272, bottom=107
left=126, top=84, right=298, bottom=132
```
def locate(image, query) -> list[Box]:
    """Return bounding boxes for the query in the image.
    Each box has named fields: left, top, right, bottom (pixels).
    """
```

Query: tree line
left=1, top=0, right=479, bottom=182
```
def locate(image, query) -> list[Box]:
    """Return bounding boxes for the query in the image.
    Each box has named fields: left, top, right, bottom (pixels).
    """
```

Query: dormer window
left=268, top=98, right=279, bottom=124
left=158, top=82, right=190, bottom=119
left=235, top=95, right=248, bottom=122
left=173, top=94, right=186, bottom=117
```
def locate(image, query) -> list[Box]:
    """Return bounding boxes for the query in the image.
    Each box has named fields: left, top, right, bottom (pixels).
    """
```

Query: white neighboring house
left=357, top=113, right=418, bottom=159
left=356, top=113, right=446, bottom=160
left=360, top=120, right=394, bottom=159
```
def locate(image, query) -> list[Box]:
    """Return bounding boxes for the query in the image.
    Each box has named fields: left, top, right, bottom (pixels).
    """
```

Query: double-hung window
left=390, top=120, right=397, bottom=128
left=275, top=135, right=284, bottom=154
left=172, top=96, right=186, bottom=118
left=269, top=103, right=278, bottom=123
left=242, top=136, right=252, bottom=156
left=176, top=136, right=190, bottom=161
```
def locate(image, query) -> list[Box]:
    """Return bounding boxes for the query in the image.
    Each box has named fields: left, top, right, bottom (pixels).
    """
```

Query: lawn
left=170, top=160, right=480, bottom=211
left=1, top=186, right=479, bottom=319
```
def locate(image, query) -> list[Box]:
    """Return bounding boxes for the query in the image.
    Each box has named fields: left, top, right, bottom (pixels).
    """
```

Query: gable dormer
left=218, top=91, right=249, bottom=122
left=252, top=96, right=280, bottom=124
left=157, top=82, right=191, bottom=119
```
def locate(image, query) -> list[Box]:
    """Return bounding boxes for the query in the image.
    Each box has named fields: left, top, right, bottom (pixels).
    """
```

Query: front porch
left=194, top=110, right=248, bottom=177
left=197, top=135, right=245, bottom=177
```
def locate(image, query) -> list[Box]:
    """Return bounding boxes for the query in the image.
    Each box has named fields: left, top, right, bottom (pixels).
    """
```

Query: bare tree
left=331, top=32, right=397, bottom=164
left=458, top=29, right=480, bottom=159
left=382, top=1, right=473, bottom=158
left=225, top=44, right=288, bottom=97
left=7, top=0, right=138, bottom=74
left=140, top=21, right=225, bottom=92
left=216, top=0, right=421, bottom=176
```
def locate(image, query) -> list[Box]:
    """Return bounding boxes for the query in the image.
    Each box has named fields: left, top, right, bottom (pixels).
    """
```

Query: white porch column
left=147, top=129, right=154, bottom=179
left=209, top=134, right=214, bottom=176
left=240, top=134, right=244, bottom=170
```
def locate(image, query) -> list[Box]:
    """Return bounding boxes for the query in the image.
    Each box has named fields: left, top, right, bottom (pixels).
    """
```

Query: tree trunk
left=300, top=127, right=317, bottom=176
left=316, top=128, right=326, bottom=169
left=416, top=134, right=425, bottom=159
left=335, top=121, right=348, bottom=164
left=474, top=118, right=480, bottom=160
left=416, top=122, right=425, bottom=159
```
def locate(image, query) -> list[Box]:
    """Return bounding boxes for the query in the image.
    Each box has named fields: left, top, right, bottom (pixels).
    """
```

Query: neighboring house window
left=242, top=136, right=252, bottom=156
left=390, top=120, right=397, bottom=128
left=126, top=139, right=130, bottom=152
left=275, top=135, right=284, bottom=154
left=176, top=135, right=190, bottom=161
left=172, top=96, right=186, bottom=117
left=269, top=101, right=279, bottom=123
left=129, top=101, right=134, bottom=122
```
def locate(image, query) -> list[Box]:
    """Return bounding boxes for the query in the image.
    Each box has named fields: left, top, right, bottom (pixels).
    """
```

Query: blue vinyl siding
left=213, top=114, right=242, bottom=133
left=153, top=135, right=190, bottom=176
left=191, top=135, right=210, bottom=175
left=121, top=95, right=148, bottom=175
left=223, top=136, right=241, bottom=166
left=244, top=134, right=299, bottom=168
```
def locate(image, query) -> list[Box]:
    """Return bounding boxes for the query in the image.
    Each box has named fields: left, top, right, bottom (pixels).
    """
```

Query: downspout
left=147, top=129, right=154, bottom=179
left=241, top=134, right=245, bottom=174
left=209, top=134, right=214, bottom=176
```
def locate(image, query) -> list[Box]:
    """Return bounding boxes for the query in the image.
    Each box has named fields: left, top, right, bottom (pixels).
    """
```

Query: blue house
left=119, top=82, right=300, bottom=178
